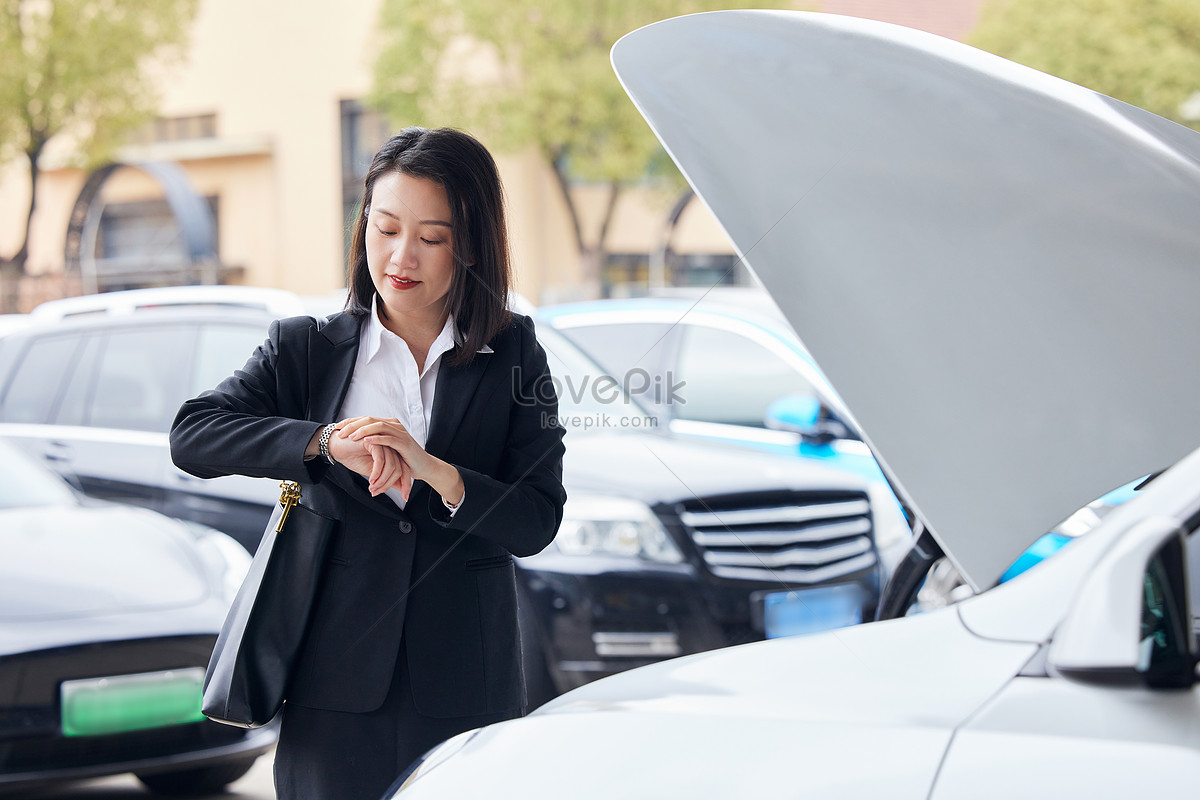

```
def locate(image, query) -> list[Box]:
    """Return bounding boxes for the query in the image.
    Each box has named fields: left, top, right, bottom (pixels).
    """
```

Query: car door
left=48, top=325, right=198, bottom=516
left=0, top=332, right=87, bottom=473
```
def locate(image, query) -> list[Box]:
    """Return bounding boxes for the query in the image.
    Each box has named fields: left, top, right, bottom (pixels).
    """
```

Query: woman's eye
left=375, top=225, right=396, bottom=237
left=421, top=238, right=443, bottom=246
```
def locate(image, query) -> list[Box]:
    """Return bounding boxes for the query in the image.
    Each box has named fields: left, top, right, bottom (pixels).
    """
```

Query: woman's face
left=366, top=171, right=458, bottom=325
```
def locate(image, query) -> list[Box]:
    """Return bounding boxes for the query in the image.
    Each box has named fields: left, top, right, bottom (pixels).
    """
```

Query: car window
left=0, top=335, right=82, bottom=423
left=557, top=322, right=678, bottom=411
left=193, top=324, right=270, bottom=394
left=560, top=322, right=674, bottom=386
left=538, top=325, right=655, bottom=427
left=676, top=324, right=818, bottom=427
left=90, top=327, right=196, bottom=433
left=1140, top=535, right=1193, bottom=688
left=55, top=335, right=104, bottom=426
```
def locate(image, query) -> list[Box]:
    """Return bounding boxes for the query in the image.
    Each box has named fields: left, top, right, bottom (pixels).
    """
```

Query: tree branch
left=595, top=179, right=621, bottom=255
left=549, top=145, right=587, bottom=256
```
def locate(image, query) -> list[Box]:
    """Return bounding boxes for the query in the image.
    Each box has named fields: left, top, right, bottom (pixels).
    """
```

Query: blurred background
left=1, top=1, right=1198, bottom=795
left=2, top=0, right=1197, bottom=313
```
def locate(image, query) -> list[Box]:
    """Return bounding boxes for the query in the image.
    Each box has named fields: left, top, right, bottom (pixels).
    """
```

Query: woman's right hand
left=325, top=419, right=412, bottom=497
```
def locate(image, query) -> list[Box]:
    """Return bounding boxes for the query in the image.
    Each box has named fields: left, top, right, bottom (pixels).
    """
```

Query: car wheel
left=135, top=757, right=258, bottom=796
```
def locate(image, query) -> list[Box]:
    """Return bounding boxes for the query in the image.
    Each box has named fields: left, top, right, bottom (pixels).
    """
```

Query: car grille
left=677, top=490, right=876, bottom=583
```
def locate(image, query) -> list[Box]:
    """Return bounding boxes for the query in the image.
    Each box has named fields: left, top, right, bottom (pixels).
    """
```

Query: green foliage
left=971, top=0, right=1200, bottom=127
left=0, top=0, right=199, bottom=165
left=371, top=0, right=792, bottom=186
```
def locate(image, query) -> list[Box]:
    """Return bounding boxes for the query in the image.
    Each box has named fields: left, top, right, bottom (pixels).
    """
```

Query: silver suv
left=0, top=288, right=304, bottom=549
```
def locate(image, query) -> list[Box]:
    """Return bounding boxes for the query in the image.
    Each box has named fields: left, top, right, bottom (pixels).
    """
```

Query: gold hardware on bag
left=276, top=481, right=302, bottom=532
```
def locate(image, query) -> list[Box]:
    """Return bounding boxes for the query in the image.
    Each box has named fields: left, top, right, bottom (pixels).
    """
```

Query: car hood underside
left=610, top=10, right=1200, bottom=590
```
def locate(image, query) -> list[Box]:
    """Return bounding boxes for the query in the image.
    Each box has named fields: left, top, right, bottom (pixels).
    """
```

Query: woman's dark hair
left=345, top=127, right=513, bottom=364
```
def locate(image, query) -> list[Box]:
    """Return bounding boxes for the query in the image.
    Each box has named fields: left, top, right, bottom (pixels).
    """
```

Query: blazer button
left=398, top=521, right=413, bottom=534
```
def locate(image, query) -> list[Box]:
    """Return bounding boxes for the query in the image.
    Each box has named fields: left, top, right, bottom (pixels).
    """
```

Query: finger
left=337, top=417, right=375, bottom=437
left=362, top=433, right=408, bottom=453
left=393, top=458, right=413, bottom=502
left=375, top=448, right=404, bottom=495
left=367, top=443, right=385, bottom=490
left=367, top=447, right=390, bottom=495
left=385, top=453, right=406, bottom=497
left=349, top=420, right=408, bottom=441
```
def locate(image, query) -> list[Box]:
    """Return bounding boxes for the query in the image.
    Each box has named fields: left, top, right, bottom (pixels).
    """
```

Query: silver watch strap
left=318, top=423, right=338, bottom=465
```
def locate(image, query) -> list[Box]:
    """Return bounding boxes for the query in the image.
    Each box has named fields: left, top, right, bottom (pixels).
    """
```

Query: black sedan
left=0, top=439, right=275, bottom=794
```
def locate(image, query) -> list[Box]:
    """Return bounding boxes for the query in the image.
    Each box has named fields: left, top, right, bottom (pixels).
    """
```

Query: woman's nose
left=390, top=235, right=418, bottom=268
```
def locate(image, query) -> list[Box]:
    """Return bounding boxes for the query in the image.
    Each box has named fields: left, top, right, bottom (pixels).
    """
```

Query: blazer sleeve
left=169, top=317, right=328, bottom=485
left=426, top=316, right=567, bottom=558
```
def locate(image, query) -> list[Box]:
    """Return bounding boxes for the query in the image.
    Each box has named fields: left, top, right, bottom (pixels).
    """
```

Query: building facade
left=0, top=0, right=984, bottom=309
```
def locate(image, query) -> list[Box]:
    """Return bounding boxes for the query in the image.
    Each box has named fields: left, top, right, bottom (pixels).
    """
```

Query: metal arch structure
left=64, top=160, right=219, bottom=293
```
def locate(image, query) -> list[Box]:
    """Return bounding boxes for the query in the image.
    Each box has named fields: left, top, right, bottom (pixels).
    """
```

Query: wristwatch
left=318, top=423, right=338, bottom=465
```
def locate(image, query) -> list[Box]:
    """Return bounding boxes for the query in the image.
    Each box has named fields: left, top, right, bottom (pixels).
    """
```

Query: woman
left=170, top=127, right=567, bottom=800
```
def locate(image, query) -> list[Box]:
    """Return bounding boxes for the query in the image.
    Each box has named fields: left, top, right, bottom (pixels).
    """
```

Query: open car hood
left=612, top=11, right=1200, bottom=589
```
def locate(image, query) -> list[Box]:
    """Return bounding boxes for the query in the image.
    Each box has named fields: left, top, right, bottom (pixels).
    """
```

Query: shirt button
left=398, top=521, right=413, bottom=534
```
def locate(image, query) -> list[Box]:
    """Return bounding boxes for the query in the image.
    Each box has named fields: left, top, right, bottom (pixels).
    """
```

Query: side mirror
left=1048, top=515, right=1195, bottom=688
left=764, top=394, right=821, bottom=435
left=766, top=394, right=857, bottom=445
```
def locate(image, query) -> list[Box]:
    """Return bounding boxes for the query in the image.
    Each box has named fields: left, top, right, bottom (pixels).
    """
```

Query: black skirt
left=274, top=637, right=520, bottom=800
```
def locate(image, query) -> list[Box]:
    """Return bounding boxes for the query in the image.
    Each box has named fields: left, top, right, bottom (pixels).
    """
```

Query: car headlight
left=554, top=495, right=684, bottom=563
left=180, top=521, right=253, bottom=605
left=390, top=727, right=482, bottom=794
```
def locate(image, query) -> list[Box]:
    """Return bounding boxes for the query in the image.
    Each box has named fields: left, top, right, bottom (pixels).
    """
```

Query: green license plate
left=61, top=667, right=206, bottom=737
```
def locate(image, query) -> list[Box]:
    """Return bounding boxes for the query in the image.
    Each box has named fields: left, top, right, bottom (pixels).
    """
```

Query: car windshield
left=0, top=439, right=78, bottom=509
left=537, top=324, right=658, bottom=432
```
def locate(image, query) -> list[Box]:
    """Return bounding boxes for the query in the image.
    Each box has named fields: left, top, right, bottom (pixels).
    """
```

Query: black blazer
left=170, top=311, right=566, bottom=718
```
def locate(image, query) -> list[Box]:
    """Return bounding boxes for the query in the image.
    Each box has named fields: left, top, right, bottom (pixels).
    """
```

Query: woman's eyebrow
left=375, top=207, right=452, bottom=227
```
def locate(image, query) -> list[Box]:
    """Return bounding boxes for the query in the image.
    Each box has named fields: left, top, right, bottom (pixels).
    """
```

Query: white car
left=383, top=10, right=1200, bottom=798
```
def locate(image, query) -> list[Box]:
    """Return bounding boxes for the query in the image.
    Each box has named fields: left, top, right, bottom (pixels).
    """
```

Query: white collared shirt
left=337, top=297, right=492, bottom=511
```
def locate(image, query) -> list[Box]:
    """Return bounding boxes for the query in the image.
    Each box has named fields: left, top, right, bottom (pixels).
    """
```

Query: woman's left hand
left=335, top=417, right=463, bottom=505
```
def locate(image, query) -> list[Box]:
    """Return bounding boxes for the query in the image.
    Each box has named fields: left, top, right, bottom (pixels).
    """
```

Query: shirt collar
left=364, top=296, right=494, bottom=366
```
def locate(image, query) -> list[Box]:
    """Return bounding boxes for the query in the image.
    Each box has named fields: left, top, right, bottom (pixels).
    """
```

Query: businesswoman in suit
left=170, top=127, right=567, bottom=800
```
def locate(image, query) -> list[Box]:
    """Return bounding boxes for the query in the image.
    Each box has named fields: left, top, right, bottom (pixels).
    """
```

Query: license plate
left=61, top=668, right=206, bottom=737
left=762, top=584, right=863, bottom=639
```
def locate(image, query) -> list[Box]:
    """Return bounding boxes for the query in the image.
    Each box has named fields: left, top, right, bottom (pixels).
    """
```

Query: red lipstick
left=389, top=275, right=421, bottom=291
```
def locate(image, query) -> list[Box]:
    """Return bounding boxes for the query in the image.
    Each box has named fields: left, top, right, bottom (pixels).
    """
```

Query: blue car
left=539, top=289, right=913, bottom=569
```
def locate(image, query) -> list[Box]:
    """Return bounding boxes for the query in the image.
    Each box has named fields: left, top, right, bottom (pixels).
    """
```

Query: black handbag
left=202, top=481, right=336, bottom=727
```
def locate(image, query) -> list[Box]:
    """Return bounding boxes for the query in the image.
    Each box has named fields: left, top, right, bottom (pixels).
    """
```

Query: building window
left=126, top=114, right=217, bottom=146
left=340, top=99, right=393, bottom=260
left=672, top=254, right=748, bottom=288
left=603, top=252, right=749, bottom=297
left=93, top=196, right=221, bottom=290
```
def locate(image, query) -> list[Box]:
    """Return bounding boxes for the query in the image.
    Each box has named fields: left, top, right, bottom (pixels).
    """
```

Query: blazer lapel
left=307, top=312, right=360, bottom=424
left=424, top=351, right=492, bottom=460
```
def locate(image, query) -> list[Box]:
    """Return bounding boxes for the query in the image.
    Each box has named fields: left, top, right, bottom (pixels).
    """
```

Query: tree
left=970, top=0, right=1200, bottom=129
left=371, top=0, right=791, bottom=296
left=0, top=0, right=198, bottom=312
